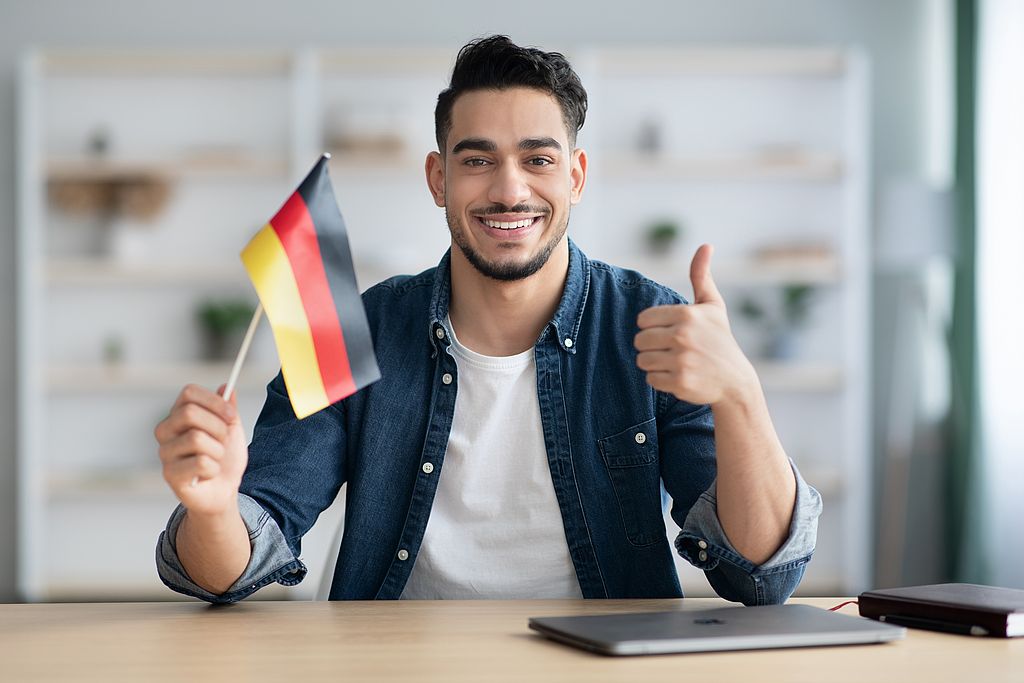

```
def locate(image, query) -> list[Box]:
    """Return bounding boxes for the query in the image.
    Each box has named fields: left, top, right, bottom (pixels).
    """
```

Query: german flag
left=241, top=154, right=380, bottom=419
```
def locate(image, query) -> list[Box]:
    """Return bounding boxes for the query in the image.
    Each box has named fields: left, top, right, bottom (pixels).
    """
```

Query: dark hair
left=434, top=35, right=588, bottom=153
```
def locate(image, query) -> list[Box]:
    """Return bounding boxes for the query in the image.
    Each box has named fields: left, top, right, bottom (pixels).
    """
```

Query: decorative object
left=101, top=334, right=125, bottom=366
left=738, top=284, right=817, bottom=360
left=643, top=218, right=683, bottom=256
left=196, top=299, right=257, bottom=361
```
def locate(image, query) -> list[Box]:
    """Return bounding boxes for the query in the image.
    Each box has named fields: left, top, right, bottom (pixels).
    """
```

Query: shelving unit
left=18, top=45, right=870, bottom=601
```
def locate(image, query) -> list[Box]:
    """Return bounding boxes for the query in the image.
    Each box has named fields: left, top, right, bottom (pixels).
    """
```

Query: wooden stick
left=190, top=302, right=264, bottom=488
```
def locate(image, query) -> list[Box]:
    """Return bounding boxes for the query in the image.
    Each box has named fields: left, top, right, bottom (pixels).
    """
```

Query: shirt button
left=698, top=539, right=708, bottom=550
left=442, top=373, right=453, bottom=385
left=564, top=338, right=573, bottom=348
left=634, top=432, right=646, bottom=444
left=422, top=462, right=434, bottom=474
left=698, top=550, right=708, bottom=562
left=397, top=549, right=409, bottom=561
left=435, top=327, right=446, bottom=340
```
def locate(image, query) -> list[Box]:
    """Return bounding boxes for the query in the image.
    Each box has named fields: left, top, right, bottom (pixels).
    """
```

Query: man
left=155, top=35, right=820, bottom=604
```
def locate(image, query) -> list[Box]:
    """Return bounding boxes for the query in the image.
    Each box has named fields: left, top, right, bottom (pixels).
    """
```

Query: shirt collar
left=427, top=239, right=590, bottom=356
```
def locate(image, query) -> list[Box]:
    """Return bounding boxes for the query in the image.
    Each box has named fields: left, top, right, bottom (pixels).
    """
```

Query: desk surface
left=1, top=597, right=1021, bottom=682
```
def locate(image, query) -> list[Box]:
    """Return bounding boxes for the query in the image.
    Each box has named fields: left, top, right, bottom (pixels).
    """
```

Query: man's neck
left=448, top=240, right=570, bottom=356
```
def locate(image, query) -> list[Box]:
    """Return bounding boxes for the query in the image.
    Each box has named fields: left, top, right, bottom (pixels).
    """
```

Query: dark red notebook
left=859, top=583, right=1024, bottom=637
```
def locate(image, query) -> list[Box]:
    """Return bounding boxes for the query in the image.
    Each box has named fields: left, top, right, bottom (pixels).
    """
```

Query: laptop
left=528, top=604, right=906, bottom=656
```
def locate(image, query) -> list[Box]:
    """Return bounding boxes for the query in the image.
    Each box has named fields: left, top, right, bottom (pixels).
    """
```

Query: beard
left=446, top=204, right=569, bottom=282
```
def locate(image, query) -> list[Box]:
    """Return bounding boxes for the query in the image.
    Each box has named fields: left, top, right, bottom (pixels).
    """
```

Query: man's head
left=426, top=36, right=589, bottom=282
left=434, top=35, right=588, bottom=154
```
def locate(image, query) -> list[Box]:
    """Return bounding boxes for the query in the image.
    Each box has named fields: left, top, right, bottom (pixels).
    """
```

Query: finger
left=158, top=428, right=227, bottom=465
left=164, top=454, right=222, bottom=488
left=644, top=370, right=679, bottom=394
left=634, top=327, right=679, bottom=352
left=637, top=304, right=688, bottom=330
left=171, top=384, right=236, bottom=423
left=217, top=384, right=240, bottom=414
left=689, top=243, right=723, bottom=305
left=636, top=350, right=679, bottom=372
left=156, top=402, right=229, bottom=443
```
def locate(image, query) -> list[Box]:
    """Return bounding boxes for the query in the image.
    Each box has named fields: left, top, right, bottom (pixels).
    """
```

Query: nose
left=487, top=161, right=532, bottom=209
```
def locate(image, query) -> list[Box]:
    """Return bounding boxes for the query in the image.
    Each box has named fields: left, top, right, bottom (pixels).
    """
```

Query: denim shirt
left=157, top=240, right=822, bottom=605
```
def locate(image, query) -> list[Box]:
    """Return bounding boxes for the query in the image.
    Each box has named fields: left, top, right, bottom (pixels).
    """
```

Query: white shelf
left=754, top=362, right=843, bottom=392
left=19, top=45, right=871, bottom=602
left=600, top=153, right=842, bottom=181
left=593, top=47, right=846, bottom=77
left=46, top=258, right=249, bottom=286
left=46, top=363, right=278, bottom=393
left=627, top=255, right=841, bottom=287
left=41, top=50, right=294, bottom=76
left=46, top=155, right=290, bottom=181
left=48, top=470, right=171, bottom=501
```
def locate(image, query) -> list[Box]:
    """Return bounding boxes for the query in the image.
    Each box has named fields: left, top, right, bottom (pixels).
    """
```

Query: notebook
left=528, top=603, right=905, bottom=656
left=858, top=583, right=1024, bottom=637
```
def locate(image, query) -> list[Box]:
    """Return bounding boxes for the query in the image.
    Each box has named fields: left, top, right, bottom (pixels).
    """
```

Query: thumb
left=217, top=383, right=240, bottom=423
left=689, top=243, right=723, bottom=305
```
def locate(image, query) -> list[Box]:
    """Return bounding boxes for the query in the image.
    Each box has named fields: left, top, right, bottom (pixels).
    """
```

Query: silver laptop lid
left=529, top=604, right=906, bottom=656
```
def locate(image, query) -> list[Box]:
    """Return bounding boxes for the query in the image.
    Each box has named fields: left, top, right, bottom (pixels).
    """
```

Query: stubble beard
left=446, top=207, right=569, bottom=282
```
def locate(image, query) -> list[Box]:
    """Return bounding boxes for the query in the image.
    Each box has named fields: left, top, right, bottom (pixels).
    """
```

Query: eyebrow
left=451, top=136, right=563, bottom=155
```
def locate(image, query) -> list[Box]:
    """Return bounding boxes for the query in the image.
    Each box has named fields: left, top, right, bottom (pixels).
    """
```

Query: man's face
left=427, top=87, right=587, bottom=281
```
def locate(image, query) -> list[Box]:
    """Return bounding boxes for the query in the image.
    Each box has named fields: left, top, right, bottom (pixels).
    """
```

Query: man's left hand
left=634, top=244, right=758, bottom=406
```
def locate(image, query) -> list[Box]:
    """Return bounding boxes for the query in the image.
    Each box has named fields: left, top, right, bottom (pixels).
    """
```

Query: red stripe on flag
left=269, top=192, right=356, bottom=401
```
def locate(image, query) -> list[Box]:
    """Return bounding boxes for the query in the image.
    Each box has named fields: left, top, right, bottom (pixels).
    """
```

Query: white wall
left=0, top=0, right=940, bottom=600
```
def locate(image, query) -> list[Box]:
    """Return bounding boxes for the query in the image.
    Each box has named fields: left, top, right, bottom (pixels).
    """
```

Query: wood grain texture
left=0, top=598, right=1021, bottom=682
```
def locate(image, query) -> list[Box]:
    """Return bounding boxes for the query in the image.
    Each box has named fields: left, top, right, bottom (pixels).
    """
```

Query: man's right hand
left=155, top=383, right=248, bottom=517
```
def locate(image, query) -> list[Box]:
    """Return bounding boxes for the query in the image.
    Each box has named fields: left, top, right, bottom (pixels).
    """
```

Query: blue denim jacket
left=157, top=240, right=821, bottom=604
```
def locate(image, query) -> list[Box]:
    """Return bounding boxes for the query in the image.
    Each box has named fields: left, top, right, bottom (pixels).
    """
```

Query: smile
left=479, top=216, right=542, bottom=230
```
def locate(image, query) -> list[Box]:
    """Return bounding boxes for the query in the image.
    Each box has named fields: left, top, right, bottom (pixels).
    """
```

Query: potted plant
left=738, top=284, right=816, bottom=360
left=196, top=299, right=256, bottom=361
left=644, top=219, right=682, bottom=256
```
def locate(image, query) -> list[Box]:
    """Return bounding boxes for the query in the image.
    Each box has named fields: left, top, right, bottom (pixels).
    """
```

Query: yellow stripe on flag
left=241, top=224, right=329, bottom=418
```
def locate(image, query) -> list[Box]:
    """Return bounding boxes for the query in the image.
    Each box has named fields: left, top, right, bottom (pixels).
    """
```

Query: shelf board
left=601, top=153, right=842, bottom=181
left=594, top=47, right=846, bottom=77
left=46, top=258, right=249, bottom=286
left=319, top=47, right=455, bottom=75
left=46, top=363, right=278, bottom=393
left=41, top=50, right=293, bottom=77
left=46, top=155, right=290, bottom=181
left=48, top=471, right=172, bottom=501
left=630, top=255, right=840, bottom=287
left=754, top=362, right=843, bottom=392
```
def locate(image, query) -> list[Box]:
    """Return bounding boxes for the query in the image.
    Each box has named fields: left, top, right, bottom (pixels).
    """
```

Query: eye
left=528, top=157, right=554, bottom=167
left=464, top=157, right=490, bottom=167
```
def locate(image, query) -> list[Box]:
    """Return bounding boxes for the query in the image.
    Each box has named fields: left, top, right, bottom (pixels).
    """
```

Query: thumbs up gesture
left=635, top=244, right=758, bottom=406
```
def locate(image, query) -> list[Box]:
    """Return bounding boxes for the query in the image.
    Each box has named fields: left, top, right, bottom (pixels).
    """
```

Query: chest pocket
left=597, top=418, right=664, bottom=547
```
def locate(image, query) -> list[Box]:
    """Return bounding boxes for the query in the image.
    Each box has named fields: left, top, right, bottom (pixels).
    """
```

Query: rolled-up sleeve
left=675, top=460, right=822, bottom=606
left=155, top=492, right=307, bottom=604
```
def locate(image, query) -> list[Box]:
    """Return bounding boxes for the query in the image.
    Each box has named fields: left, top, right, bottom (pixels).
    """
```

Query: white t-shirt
left=401, top=318, right=583, bottom=599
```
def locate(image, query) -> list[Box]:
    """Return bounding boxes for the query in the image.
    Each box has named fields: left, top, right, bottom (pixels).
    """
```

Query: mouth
left=473, top=214, right=545, bottom=241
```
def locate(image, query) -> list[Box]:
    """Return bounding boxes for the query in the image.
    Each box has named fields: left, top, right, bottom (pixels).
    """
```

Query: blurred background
left=0, top=0, right=1020, bottom=602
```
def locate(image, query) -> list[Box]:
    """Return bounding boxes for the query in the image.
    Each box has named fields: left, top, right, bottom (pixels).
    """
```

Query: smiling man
left=155, top=36, right=821, bottom=604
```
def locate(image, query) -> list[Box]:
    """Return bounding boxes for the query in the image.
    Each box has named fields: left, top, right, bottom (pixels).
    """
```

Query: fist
left=634, top=244, right=757, bottom=405
left=154, top=383, right=248, bottom=516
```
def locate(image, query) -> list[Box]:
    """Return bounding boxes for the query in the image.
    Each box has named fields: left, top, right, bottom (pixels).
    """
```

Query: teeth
left=482, top=217, right=536, bottom=230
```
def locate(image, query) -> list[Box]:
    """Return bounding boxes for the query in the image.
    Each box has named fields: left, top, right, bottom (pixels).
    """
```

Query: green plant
left=645, top=219, right=681, bottom=254
left=781, top=284, right=815, bottom=328
left=196, top=299, right=255, bottom=336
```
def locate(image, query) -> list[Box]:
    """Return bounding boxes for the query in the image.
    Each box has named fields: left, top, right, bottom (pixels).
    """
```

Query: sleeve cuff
left=675, top=458, right=822, bottom=575
left=155, top=492, right=308, bottom=604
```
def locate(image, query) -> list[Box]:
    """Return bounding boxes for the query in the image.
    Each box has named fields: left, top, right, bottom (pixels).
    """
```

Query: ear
left=425, top=151, right=446, bottom=207
left=570, top=147, right=587, bottom=205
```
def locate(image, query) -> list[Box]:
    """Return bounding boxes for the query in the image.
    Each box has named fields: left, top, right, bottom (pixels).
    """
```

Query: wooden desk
left=0, top=598, right=1020, bottom=682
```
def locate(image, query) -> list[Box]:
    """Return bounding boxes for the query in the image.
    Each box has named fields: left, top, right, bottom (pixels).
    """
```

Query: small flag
left=241, top=155, right=380, bottom=418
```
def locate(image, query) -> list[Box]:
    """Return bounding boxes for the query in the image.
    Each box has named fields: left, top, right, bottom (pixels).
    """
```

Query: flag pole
left=190, top=302, right=264, bottom=488
left=223, top=301, right=264, bottom=402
